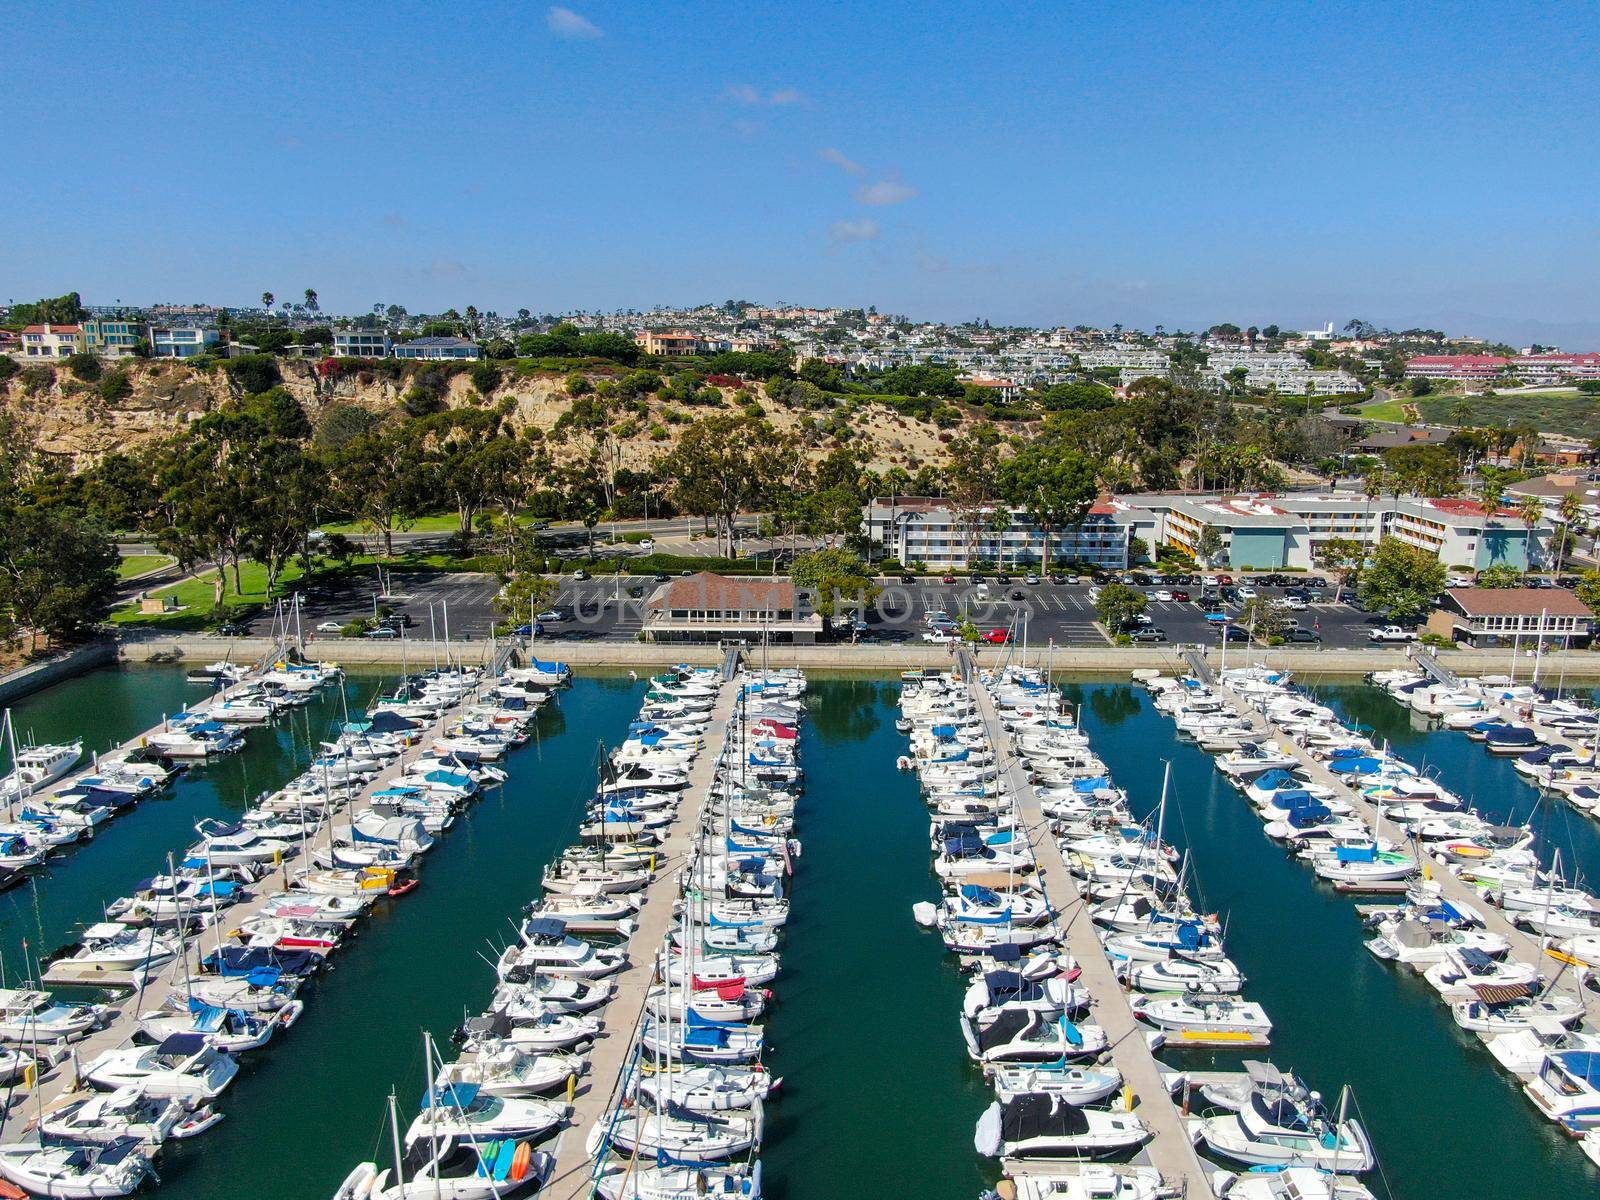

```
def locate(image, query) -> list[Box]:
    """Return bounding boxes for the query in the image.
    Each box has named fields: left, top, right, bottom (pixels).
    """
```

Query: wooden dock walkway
left=540, top=674, right=740, bottom=1200
left=964, top=656, right=1215, bottom=1198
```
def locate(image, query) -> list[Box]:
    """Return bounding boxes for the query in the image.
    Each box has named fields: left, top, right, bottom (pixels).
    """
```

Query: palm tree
left=1517, top=495, right=1545, bottom=578
left=1558, top=491, right=1585, bottom=571
left=303, top=288, right=319, bottom=313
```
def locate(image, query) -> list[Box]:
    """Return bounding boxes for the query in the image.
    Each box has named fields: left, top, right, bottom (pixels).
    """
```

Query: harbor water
left=2, top=666, right=1596, bottom=1198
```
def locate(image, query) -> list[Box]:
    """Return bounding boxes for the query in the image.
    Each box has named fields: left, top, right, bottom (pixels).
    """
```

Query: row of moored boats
left=1144, top=664, right=1600, bottom=1168
left=0, top=655, right=572, bottom=1198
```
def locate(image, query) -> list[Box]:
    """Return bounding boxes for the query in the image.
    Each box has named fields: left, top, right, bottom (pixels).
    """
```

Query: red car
left=981, top=629, right=1011, bottom=644
left=1171, top=590, right=1190, bottom=602
left=1216, top=574, right=1233, bottom=585
left=942, top=574, right=957, bottom=584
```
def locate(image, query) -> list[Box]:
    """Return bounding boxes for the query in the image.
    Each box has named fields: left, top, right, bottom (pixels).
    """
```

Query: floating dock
left=963, top=652, right=1216, bottom=1198
left=538, top=672, right=740, bottom=1200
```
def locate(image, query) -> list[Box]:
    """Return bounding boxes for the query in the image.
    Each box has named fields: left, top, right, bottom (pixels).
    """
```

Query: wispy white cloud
left=548, top=6, right=602, bottom=39
left=820, top=147, right=865, bottom=176
left=727, top=84, right=805, bottom=106
left=855, top=179, right=918, bottom=206
left=828, top=218, right=880, bottom=246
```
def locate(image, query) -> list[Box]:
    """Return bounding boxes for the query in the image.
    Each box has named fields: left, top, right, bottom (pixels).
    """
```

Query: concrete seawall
left=111, top=633, right=1600, bottom=678
left=0, top=641, right=118, bottom=703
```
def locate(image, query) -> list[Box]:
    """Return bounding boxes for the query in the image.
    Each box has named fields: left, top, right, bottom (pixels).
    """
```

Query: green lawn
left=115, top=554, right=174, bottom=580
left=1352, top=397, right=1413, bottom=423
left=113, top=550, right=499, bottom=631
left=1418, top=391, right=1600, bottom=439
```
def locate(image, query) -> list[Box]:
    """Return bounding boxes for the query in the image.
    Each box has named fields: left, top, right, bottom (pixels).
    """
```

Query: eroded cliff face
left=2, top=357, right=966, bottom=474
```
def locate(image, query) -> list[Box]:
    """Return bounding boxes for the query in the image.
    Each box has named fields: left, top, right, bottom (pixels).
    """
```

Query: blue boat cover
left=1335, top=844, right=1378, bottom=863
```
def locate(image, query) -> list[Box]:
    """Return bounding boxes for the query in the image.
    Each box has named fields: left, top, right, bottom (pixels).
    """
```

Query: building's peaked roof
left=1449, top=588, right=1594, bottom=618
left=651, top=572, right=797, bottom=612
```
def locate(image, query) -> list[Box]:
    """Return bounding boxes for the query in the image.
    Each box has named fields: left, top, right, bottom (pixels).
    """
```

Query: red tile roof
left=22, top=324, right=82, bottom=334
left=650, top=572, right=797, bottom=612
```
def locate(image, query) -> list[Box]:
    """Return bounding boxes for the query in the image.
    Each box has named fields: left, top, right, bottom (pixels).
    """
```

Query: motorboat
left=0, top=988, right=106, bottom=1043
left=1421, top=945, right=1540, bottom=1000
left=988, top=1062, right=1123, bottom=1105
left=1, top=740, right=84, bottom=802
left=84, top=1033, right=239, bottom=1101
left=974, top=1093, right=1150, bottom=1158
left=38, top=1085, right=219, bottom=1145
left=1129, top=994, right=1273, bottom=1044
left=963, top=1009, right=1107, bottom=1065
left=0, top=1138, right=152, bottom=1199
left=1486, top=1017, right=1600, bottom=1077
left=497, top=919, right=628, bottom=980
left=138, top=995, right=302, bottom=1053
left=1524, top=1049, right=1600, bottom=1130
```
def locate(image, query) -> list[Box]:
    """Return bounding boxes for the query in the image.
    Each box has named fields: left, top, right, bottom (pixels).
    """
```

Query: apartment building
left=19, top=324, right=86, bottom=357
left=862, top=497, right=1133, bottom=570
left=1119, top=492, right=1551, bottom=571
left=1405, top=353, right=1600, bottom=385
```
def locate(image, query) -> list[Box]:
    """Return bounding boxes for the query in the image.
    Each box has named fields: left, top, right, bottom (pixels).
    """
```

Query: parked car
left=1048, top=574, right=1069, bottom=584
left=1023, top=574, right=1040, bottom=585
left=1153, top=590, right=1173, bottom=602
left=942, top=574, right=957, bottom=584
left=1285, top=627, right=1323, bottom=643
left=572, top=569, right=590, bottom=581
left=996, top=574, right=1012, bottom=584
left=1131, top=627, right=1168, bottom=643
left=1171, top=590, right=1190, bottom=602
left=364, top=627, right=398, bottom=639
left=314, top=621, right=344, bottom=633
left=1201, top=575, right=1218, bottom=587
left=1236, top=585, right=1258, bottom=601
left=1282, top=595, right=1309, bottom=611
left=900, top=574, right=917, bottom=584
left=921, top=629, right=958, bottom=644
left=1009, top=589, right=1026, bottom=600
left=981, top=629, right=1011, bottom=644
left=1219, top=625, right=1250, bottom=642
left=215, top=622, right=248, bottom=637
left=638, top=538, right=655, bottom=551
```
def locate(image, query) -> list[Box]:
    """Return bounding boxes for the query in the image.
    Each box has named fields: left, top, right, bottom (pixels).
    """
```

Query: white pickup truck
left=1368, top=625, right=1416, bottom=643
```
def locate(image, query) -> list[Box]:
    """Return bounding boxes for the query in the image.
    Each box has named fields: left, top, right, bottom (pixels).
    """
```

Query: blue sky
left=6, top=1, right=1599, bottom=343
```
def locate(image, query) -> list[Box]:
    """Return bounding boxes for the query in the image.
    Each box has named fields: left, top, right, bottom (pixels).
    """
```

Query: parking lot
left=253, top=567, right=1396, bottom=651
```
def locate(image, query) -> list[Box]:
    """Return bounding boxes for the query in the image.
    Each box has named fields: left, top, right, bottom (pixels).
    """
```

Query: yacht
left=0, top=1138, right=153, bottom=1199
left=84, top=1033, right=239, bottom=1101
left=593, top=1162, right=760, bottom=1200
left=403, top=1084, right=567, bottom=1145
left=0, top=988, right=106, bottom=1042
left=39, top=1085, right=218, bottom=1145
left=974, top=1093, right=1150, bottom=1159
left=1, top=739, right=84, bottom=801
